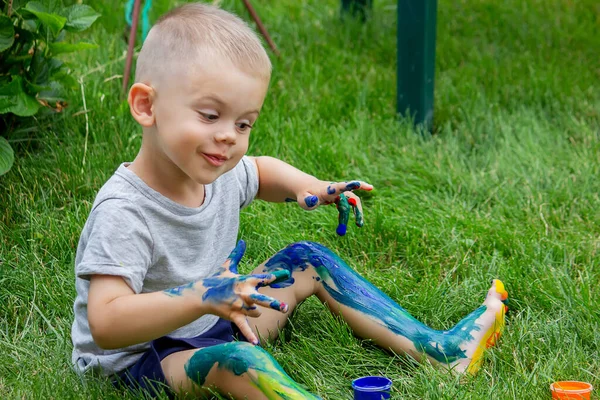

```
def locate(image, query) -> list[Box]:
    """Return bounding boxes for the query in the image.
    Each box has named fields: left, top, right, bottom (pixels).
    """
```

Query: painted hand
left=199, top=240, right=290, bottom=345
left=295, top=180, right=373, bottom=236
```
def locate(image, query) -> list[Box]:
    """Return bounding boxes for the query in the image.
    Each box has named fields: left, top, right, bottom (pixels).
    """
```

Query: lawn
left=1, top=0, right=599, bottom=398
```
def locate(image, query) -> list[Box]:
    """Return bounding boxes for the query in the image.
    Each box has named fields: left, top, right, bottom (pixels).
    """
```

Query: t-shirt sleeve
left=234, top=156, right=259, bottom=209
left=75, top=198, right=153, bottom=294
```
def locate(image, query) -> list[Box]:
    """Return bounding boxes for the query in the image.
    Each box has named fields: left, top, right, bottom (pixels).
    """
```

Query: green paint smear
left=185, top=342, right=321, bottom=399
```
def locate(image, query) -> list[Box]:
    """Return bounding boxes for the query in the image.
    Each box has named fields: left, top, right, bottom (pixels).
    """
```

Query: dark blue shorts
left=113, top=318, right=247, bottom=398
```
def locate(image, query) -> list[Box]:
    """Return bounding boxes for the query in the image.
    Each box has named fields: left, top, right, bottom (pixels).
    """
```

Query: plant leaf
left=0, top=76, right=40, bottom=116
left=23, top=2, right=66, bottom=35
left=10, top=0, right=29, bottom=12
left=0, top=16, right=15, bottom=52
left=38, top=80, right=67, bottom=103
left=49, top=41, right=97, bottom=55
left=0, top=136, right=15, bottom=177
left=61, top=5, right=100, bottom=32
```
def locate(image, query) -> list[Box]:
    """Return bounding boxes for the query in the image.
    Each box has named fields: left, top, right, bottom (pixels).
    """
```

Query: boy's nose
left=214, top=128, right=236, bottom=144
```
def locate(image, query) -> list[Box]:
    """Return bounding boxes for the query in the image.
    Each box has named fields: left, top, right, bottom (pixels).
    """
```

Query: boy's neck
left=127, top=150, right=206, bottom=208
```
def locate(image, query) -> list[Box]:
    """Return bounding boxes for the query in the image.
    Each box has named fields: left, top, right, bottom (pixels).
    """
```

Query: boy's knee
left=263, top=241, right=349, bottom=280
left=185, top=342, right=275, bottom=385
left=271, top=241, right=335, bottom=264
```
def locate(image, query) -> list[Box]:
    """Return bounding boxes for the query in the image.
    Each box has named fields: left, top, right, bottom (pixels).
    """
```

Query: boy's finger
left=335, top=193, right=350, bottom=236
left=224, top=240, right=246, bottom=274
left=325, top=181, right=373, bottom=199
left=231, top=314, right=259, bottom=345
left=253, top=270, right=291, bottom=288
left=241, top=303, right=262, bottom=318
left=248, top=292, right=289, bottom=313
left=298, top=192, right=320, bottom=210
left=345, top=192, right=365, bottom=227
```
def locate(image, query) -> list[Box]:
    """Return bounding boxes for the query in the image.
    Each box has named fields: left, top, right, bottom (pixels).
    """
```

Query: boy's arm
left=88, top=274, right=203, bottom=349
left=251, top=156, right=321, bottom=203
left=88, top=241, right=289, bottom=349
left=250, top=156, right=373, bottom=235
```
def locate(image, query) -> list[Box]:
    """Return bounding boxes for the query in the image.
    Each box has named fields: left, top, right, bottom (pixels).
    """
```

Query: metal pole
left=397, top=0, right=438, bottom=131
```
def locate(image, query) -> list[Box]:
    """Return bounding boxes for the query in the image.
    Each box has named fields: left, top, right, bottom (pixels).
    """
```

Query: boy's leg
left=249, top=241, right=508, bottom=374
left=160, top=341, right=320, bottom=399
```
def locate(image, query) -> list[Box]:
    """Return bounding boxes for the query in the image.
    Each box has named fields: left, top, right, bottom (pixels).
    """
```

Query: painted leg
left=161, top=342, right=320, bottom=399
left=257, top=241, right=508, bottom=374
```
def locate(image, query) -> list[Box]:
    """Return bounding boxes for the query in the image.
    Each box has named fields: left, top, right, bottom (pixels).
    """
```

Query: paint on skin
left=326, top=185, right=336, bottom=195
left=263, top=242, right=486, bottom=363
left=164, top=241, right=290, bottom=314
left=164, top=281, right=195, bottom=296
left=347, top=197, right=364, bottom=227
left=335, top=193, right=350, bottom=236
left=201, top=275, right=287, bottom=312
left=185, top=342, right=321, bottom=399
left=254, top=270, right=291, bottom=287
left=304, top=195, right=319, bottom=208
left=344, top=181, right=361, bottom=191
left=250, top=293, right=288, bottom=312
left=225, top=240, right=246, bottom=274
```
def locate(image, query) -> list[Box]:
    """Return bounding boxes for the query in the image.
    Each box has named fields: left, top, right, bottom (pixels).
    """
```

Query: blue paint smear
left=263, top=242, right=484, bottom=362
left=164, top=281, right=194, bottom=296
left=201, top=276, right=240, bottom=305
left=250, top=293, right=284, bottom=311
left=304, top=195, right=319, bottom=208
left=326, top=186, right=336, bottom=195
left=226, top=240, right=246, bottom=274
left=345, top=181, right=361, bottom=190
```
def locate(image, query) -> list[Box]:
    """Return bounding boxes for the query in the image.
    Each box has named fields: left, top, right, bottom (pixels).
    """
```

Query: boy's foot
left=450, top=279, right=508, bottom=374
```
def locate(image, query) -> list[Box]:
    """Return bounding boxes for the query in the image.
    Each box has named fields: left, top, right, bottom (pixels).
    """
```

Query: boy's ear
left=128, top=83, right=156, bottom=127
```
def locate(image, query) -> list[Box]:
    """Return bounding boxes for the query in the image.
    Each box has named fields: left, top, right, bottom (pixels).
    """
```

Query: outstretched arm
left=251, top=156, right=373, bottom=234
left=88, top=241, right=289, bottom=349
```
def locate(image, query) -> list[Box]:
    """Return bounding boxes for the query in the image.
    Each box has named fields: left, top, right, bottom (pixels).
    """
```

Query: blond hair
left=134, top=2, right=272, bottom=85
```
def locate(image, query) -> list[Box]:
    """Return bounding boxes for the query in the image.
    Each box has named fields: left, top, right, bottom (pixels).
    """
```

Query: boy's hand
left=197, top=240, right=290, bottom=345
left=295, top=180, right=373, bottom=235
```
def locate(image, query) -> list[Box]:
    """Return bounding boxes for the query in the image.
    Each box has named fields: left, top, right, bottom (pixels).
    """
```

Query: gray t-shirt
left=71, top=156, right=259, bottom=376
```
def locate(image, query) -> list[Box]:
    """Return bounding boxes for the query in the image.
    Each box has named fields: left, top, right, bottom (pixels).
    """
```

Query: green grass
left=1, top=0, right=599, bottom=398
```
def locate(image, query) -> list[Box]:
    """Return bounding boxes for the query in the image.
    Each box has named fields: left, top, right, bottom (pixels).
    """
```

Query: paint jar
left=351, top=376, right=393, bottom=400
left=550, top=381, right=593, bottom=399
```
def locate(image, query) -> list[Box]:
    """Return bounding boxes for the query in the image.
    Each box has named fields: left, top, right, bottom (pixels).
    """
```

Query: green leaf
left=21, top=18, right=40, bottom=33
left=0, top=16, right=15, bottom=52
left=24, top=79, right=51, bottom=93
left=52, top=69, right=77, bottom=88
left=0, top=76, right=40, bottom=116
left=0, top=136, right=14, bottom=177
left=33, top=56, right=63, bottom=86
left=49, top=41, right=97, bottom=55
left=61, top=5, right=100, bottom=32
left=10, top=0, right=29, bottom=12
left=38, top=80, right=67, bottom=103
left=23, top=2, right=66, bottom=35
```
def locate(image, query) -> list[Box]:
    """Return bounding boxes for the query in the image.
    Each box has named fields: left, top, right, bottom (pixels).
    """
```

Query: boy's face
left=149, top=61, right=269, bottom=185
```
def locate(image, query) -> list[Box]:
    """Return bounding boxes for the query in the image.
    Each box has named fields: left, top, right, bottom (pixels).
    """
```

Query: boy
left=71, top=3, right=508, bottom=399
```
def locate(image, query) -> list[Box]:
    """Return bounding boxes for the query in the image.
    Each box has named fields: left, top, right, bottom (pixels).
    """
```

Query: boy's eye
left=236, top=122, right=253, bottom=131
left=199, top=112, right=218, bottom=121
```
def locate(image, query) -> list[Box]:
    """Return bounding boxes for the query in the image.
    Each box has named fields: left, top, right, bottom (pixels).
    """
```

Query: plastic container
left=550, top=381, right=593, bottom=399
left=351, top=376, right=393, bottom=400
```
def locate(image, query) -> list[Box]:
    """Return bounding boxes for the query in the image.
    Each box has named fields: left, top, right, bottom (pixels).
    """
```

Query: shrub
left=0, top=0, right=100, bottom=175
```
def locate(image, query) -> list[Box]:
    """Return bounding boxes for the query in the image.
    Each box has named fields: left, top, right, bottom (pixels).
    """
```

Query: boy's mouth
left=202, top=153, right=228, bottom=167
